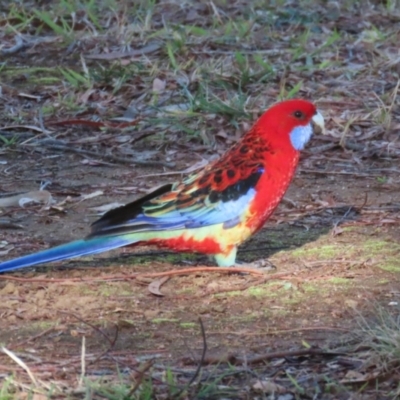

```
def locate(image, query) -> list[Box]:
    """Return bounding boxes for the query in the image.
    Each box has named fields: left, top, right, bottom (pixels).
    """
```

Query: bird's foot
left=234, top=259, right=277, bottom=273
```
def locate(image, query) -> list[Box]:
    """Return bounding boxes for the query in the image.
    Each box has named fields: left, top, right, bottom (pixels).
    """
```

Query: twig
left=0, top=221, right=23, bottom=229
left=10, top=326, right=56, bottom=349
left=2, top=347, right=39, bottom=387
left=300, top=169, right=380, bottom=177
left=188, top=318, right=207, bottom=386
left=79, top=336, right=86, bottom=387
left=84, top=42, right=161, bottom=60
left=37, top=108, right=53, bottom=140
left=136, top=266, right=266, bottom=279
left=191, top=347, right=345, bottom=366
left=208, top=325, right=350, bottom=337
left=30, top=141, right=175, bottom=169
left=174, top=318, right=207, bottom=398
left=58, top=311, right=118, bottom=348
left=87, top=326, right=120, bottom=367
left=245, top=348, right=345, bottom=365
left=57, top=311, right=120, bottom=369
left=332, top=206, right=353, bottom=233
left=308, top=142, right=338, bottom=153
left=1, top=36, right=29, bottom=55
left=126, top=360, right=154, bottom=397
left=0, top=266, right=266, bottom=284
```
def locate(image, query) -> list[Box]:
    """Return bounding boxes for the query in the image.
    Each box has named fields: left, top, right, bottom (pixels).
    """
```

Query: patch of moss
left=327, top=277, right=352, bottom=285
left=291, top=243, right=341, bottom=259
left=180, top=322, right=197, bottom=329
left=151, top=318, right=180, bottom=324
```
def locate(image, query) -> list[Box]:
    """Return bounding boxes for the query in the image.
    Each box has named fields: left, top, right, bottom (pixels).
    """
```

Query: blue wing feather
left=0, top=235, right=137, bottom=273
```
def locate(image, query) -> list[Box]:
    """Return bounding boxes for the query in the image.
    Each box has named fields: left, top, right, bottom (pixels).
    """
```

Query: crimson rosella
left=0, top=99, right=324, bottom=273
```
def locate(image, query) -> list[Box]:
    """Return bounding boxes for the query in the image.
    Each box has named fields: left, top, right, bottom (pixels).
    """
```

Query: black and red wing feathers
left=88, top=131, right=270, bottom=238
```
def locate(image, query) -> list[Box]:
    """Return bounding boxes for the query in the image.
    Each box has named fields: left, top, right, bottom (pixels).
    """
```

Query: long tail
left=0, top=235, right=138, bottom=273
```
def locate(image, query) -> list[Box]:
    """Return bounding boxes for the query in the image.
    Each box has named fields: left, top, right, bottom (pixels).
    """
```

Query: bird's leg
left=214, top=247, right=238, bottom=267
left=214, top=247, right=276, bottom=271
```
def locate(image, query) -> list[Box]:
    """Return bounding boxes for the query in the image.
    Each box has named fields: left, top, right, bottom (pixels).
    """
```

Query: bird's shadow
left=240, top=204, right=359, bottom=263
left=31, top=204, right=361, bottom=272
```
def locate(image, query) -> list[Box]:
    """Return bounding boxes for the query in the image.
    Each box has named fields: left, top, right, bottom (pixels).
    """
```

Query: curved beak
left=311, top=110, right=325, bottom=135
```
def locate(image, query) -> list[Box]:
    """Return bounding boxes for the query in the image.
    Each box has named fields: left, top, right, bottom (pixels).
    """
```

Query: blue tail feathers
left=0, top=236, right=136, bottom=273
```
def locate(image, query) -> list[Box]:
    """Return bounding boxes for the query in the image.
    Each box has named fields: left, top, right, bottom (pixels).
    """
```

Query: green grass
left=0, top=0, right=346, bottom=140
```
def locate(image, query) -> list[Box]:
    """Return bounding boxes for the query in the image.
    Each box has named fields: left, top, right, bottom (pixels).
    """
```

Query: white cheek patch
left=289, top=123, right=313, bottom=151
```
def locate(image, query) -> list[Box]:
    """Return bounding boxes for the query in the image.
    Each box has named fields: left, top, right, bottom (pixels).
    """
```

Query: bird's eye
left=293, top=110, right=305, bottom=119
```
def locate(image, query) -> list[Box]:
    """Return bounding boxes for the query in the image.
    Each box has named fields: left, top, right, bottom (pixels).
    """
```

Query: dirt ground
left=1, top=146, right=400, bottom=398
left=2, top=0, right=400, bottom=398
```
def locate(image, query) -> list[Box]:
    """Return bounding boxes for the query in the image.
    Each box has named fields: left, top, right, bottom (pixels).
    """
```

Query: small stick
left=31, top=141, right=175, bottom=169
left=0, top=266, right=266, bottom=284
left=2, top=347, right=39, bottom=387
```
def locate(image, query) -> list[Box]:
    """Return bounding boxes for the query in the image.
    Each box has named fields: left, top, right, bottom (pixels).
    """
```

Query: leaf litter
left=1, top=0, right=400, bottom=398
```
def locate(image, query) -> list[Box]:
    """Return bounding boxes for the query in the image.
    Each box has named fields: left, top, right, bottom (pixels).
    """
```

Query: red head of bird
left=251, top=99, right=325, bottom=154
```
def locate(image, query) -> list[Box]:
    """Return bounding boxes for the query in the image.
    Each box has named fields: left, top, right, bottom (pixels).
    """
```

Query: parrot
left=0, top=99, right=324, bottom=273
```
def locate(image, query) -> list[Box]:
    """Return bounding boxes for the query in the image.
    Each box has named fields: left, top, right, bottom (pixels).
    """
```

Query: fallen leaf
left=17, top=92, right=42, bottom=100
left=80, top=159, right=115, bottom=166
left=79, top=190, right=104, bottom=202
left=157, top=103, right=191, bottom=115
left=137, top=158, right=209, bottom=179
left=144, top=309, right=160, bottom=319
left=153, top=78, right=166, bottom=93
left=148, top=276, right=170, bottom=296
left=331, top=225, right=344, bottom=236
left=0, top=220, right=23, bottom=229
left=117, top=319, right=135, bottom=328
left=216, top=129, right=228, bottom=139
left=78, top=88, right=96, bottom=104
left=0, top=190, right=53, bottom=208
left=186, top=9, right=200, bottom=22
left=341, top=370, right=367, bottom=382
left=253, top=379, right=287, bottom=394
left=345, top=299, right=358, bottom=309
left=380, top=218, right=397, bottom=224
left=0, top=282, right=16, bottom=295
left=84, top=42, right=161, bottom=60
left=32, top=394, right=48, bottom=400
left=114, top=135, right=131, bottom=143
left=117, top=186, right=138, bottom=191
left=0, top=246, right=15, bottom=255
